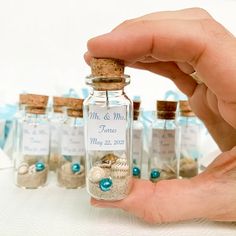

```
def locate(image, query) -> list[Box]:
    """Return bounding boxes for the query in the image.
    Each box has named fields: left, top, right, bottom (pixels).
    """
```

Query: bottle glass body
left=14, top=111, right=50, bottom=189
left=84, top=84, right=132, bottom=201
left=49, top=111, right=66, bottom=171
left=132, top=119, right=143, bottom=178
left=178, top=115, right=201, bottom=178
left=150, top=117, right=178, bottom=182
left=57, top=113, right=85, bottom=188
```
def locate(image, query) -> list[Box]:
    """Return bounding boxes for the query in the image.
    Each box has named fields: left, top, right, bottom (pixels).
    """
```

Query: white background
left=1, top=0, right=236, bottom=110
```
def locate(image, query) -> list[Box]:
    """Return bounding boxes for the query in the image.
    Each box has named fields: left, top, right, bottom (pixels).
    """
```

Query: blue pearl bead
left=35, top=162, right=45, bottom=171
left=133, top=166, right=141, bottom=177
left=71, top=163, right=81, bottom=173
left=150, top=169, right=160, bottom=180
left=99, top=178, right=113, bottom=192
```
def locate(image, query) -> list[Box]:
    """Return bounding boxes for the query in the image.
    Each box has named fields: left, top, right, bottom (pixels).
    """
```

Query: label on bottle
left=87, top=105, right=126, bottom=151
left=152, top=129, right=176, bottom=160
left=61, top=126, right=85, bottom=156
left=22, top=123, right=50, bottom=155
left=133, top=129, right=142, bottom=164
left=50, top=123, right=60, bottom=147
left=180, top=125, right=199, bottom=151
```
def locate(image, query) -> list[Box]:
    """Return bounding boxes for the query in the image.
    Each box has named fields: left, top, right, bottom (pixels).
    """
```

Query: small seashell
left=88, top=166, right=106, bottom=183
left=101, top=153, right=118, bottom=165
left=111, top=158, right=129, bottom=178
left=18, top=163, right=29, bottom=175
left=28, top=165, right=36, bottom=174
left=62, top=162, right=73, bottom=174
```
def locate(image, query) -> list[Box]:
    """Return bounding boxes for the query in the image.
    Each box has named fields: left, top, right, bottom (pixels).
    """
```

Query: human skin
left=84, top=8, right=236, bottom=223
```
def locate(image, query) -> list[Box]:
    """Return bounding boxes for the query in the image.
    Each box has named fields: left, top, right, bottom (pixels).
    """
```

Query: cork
left=133, top=100, right=141, bottom=120
left=156, top=100, right=177, bottom=120
left=53, top=97, right=69, bottom=113
left=26, top=94, right=49, bottom=107
left=26, top=106, right=47, bottom=115
left=179, top=100, right=195, bottom=117
left=91, top=58, right=124, bottom=77
left=66, top=98, right=83, bottom=109
left=19, top=94, right=28, bottom=105
left=67, top=108, right=83, bottom=118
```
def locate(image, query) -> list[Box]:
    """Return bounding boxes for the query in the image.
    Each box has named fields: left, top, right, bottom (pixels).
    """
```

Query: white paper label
left=132, top=129, right=142, bottom=163
left=87, top=105, right=126, bottom=151
left=180, top=126, right=199, bottom=157
left=50, top=123, right=60, bottom=147
left=152, top=129, right=175, bottom=160
left=22, top=123, right=50, bottom=155
left=61, top=125, right=85, bottom=156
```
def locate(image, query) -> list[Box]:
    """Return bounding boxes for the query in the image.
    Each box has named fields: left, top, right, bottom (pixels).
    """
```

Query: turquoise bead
left=35, top=162, right=45, bottom=171
left=132, top=166, right=141, bottom=177
left=150, top=169, right=160, bottom=180
left=99, top=178, right=113, bottom=192
left=71, top=163, right=81, bottom=173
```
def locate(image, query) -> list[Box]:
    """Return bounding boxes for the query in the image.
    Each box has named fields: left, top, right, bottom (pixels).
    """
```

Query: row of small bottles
left=14, top=94, right=85, bottom=189
left=13, top=58, right=201, bottom=202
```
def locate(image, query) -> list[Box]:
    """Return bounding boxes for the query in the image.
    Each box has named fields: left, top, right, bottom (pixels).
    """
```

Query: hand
left=91, top=148, right=236, bottom=223
left=84, top=8, right=236, bottom=151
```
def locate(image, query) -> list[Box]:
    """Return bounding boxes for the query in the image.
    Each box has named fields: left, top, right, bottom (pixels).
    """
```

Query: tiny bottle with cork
left=49, top=96, right=68, bottom=171
left=14, top=94, right=50, bottom=189
left=132, top=99, right=143, bottom=178
left=149, top=100, right=178, bottom=182
left=84, top=58, right=132, bottom=201
left=178, top=100, right=201, bottom=178
left=57, top=97, right=85, bottom=188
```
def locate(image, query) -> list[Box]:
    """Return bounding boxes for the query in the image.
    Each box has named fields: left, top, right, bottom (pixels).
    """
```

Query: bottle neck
left=91, top=89, right=124, bottom=97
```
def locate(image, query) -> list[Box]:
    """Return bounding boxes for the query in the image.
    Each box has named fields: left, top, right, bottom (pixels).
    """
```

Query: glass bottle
left=132, top=99, right=143, bottom=178
left=178, top=100, right=200, bottom=178
left=84, top=58, right=132, bottom=201
left=14, top=94, right=49, bottom=189
left=49, top=96, right=68, bottom=171
left=57, top=97, right=85, bottom=188
left=149, top=100, right=178, bottom=182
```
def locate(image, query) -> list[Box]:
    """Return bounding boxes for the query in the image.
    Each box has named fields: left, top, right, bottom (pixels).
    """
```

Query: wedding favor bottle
left=178, top=100, right=200, bottom=178
left=84, top=58, right=132, bottom=200
left=49, top=96, right=68, bottom=171
left=57, top=98, right=85, bottom=188
left=149, top=101, right=178, bottom=182
left=15, top=94, right=49, bottom=188
left=132, top=99, right=143, bottom=178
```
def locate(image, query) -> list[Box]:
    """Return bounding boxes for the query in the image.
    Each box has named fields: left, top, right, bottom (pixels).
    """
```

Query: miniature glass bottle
left=14, top=94, right=49, bottom=189
left=49, top=96, right=68, bottom=171
left=178, top=100, right=201, bottom=178
left=84, top=58, right=132, bottom=201
left=149, top=100, right=178, bottom=182
left=57, top=98, right=85, bottom=188
left=132, top=99, right=143, bottom=178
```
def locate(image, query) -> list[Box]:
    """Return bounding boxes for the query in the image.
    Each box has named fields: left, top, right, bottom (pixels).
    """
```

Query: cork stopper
left=53, top=96, right=69, bottom=113
left=26, top=94, right=48, bottom=107
left=179, top=100, right=195, bottom=117
left=19, top=94, right=28, bottom=105
left=156, top=100, right=177, bottom=119
left=66, top=98, right=84, bottom=117
left=133, top=100, right=141, bottom=120
left=91, top=58, right=124, bottom=77
left=25, top=94, right=48, bottom=114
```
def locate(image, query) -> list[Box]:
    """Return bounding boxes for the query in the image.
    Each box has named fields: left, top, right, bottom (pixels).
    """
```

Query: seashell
left=111, top=158, right=129, bottom=178
left=28, top=165, right=36, bottom=174
left=62, top=162, right=73, bottom=174
left=88, top=166, right=106, bottom=183
left=101, top=153, right=118, bottom=165
left=18, top=163, right=29, bottom=175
